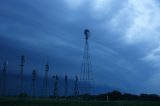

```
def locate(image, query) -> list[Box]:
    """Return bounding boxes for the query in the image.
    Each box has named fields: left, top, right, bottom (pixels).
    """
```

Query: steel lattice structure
left=44, top=62, right=49, bottom=97
left=20, top=55, right=25, bottom=94
left=73, top=75, right=79, bottom=96
left=80, top=29, right=93, bottom=95
left=32, top=69, right=37, bottom=97
left=53, top=75, right=58, bottom=98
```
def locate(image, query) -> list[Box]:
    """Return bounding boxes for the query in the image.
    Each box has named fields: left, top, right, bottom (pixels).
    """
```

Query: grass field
left=1, top=97, right=160, bottom=106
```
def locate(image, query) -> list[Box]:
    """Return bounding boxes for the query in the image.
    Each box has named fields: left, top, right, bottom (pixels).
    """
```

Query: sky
left=1, top=0, right=160, bottom=95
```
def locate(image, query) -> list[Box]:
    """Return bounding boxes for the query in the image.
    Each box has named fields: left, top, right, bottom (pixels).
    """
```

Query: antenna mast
left=80, top=29, right=93, bottom=95
left=2, top=61, right=8, bottom=96
left=53, top=75, right=58, bottom=98
left=20, top=55, right=25, bottom=94
left=32, top=69, right=37, bottom=97
left=44, top=62, right=49, bottom=97
left=64, top=75, right=68, bottom=97
left=73, top=75, right=79, bottom=96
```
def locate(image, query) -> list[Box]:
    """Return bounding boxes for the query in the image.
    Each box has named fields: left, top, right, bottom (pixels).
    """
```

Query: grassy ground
left=1, top=97, right=160, bottom=106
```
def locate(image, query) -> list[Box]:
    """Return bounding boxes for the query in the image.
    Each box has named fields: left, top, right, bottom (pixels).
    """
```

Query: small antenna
left=2, top=60, right=8, bottom=96
left=73, top=75, right=79, bottom=97
left=32, top=69, right=37, bottom=97
left=44, top=62, right=49, bottom=97
left=53, top=75, right=58, bottom=98
left=20, top=55, right=25, bottom=94
left=64, top=75, right=68, bottom=97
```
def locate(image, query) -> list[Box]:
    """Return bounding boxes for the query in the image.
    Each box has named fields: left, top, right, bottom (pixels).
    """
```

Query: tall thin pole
left=53, top=75, right=58, bottom=98
left=64, top=75, right=68, bottom=97
left=44, top=62, right=49, bottom=97
left=73, top=75, right=79, bottom=97
left=32, top=69, right=37, bottom=98
left=20, top=55, right=25, bottom=94
left=2, top=61, right=8, bottom=96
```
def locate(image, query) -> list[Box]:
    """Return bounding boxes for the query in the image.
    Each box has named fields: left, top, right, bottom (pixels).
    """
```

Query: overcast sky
left=1, top=0, right=160, bottom=94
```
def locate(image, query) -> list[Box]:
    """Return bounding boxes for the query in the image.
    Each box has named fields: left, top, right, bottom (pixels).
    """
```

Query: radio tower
left=73, top=75, right=79, bottom=97
left=44, top=62, right=49, bottom=97
left=32, top=69, right=37, bottom=97
left=80, top=29, right=93, bottom=95
left=2, top=61, right=8, bottom=96
left=53, top=75, right=58, bottom=98
left=64, top=75, right=68, bottom=97
left=20, top=55, right=25, bottom=94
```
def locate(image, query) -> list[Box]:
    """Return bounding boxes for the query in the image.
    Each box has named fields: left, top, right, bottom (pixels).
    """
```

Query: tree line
left=95, top=90, right=160, bottom=101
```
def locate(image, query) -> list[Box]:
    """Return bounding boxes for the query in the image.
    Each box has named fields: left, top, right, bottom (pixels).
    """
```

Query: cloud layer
left=0, top=0, right=160, bottom=94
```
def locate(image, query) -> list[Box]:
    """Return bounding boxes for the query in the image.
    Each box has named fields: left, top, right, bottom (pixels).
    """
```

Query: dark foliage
left=18, top=93, right=28, bottom=98
left=95, top=90, right=160, bottom=101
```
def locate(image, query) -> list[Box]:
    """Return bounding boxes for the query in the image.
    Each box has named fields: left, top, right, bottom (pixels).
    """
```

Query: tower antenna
left=80, top=29, right=93, bottom=95
left=32, top=69, right=37, bottom=97
left=2, top=60, right=8, bottom=96
left=44, top=62, right=49, bottom=97
left=20, top=55, right=25, bottom=94
left=53, top=75, right=58, bottom=98
left=73, top=75, right=79, bottom=97
left=64, top=75, right=68, bottom=97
